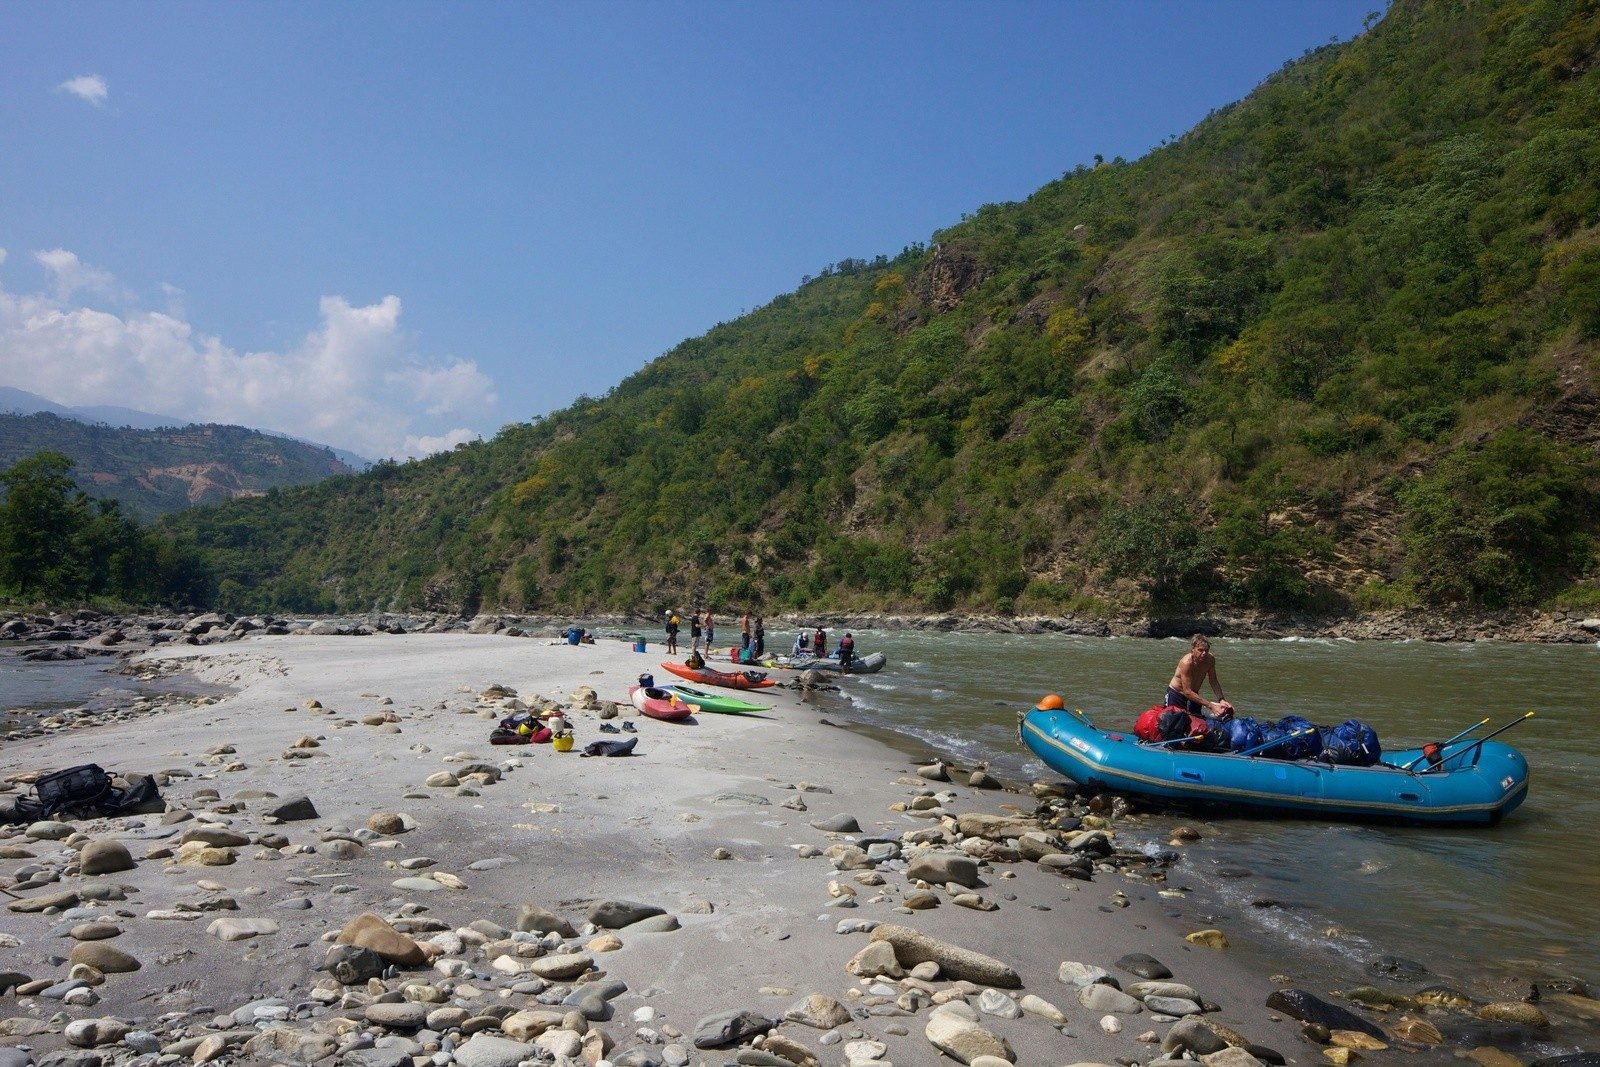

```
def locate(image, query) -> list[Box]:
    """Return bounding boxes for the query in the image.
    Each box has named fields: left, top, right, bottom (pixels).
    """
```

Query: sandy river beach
left=0, top=632, right=1539, bottom=1067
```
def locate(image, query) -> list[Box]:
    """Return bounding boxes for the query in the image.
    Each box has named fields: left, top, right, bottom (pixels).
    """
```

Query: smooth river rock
left=924, top=1003, right=1014, bottom=1064
left=692, top=1009, right=775, bottom=1049
left=336, top=912, right=427, bottom=966
left=1080, top=983, right=1143, bottom=1014
left=1264, top=989, right=1384, bottom=1040
left=67, top=942, right=141, bottom=974
left=76, top=840, right=135, bottom=876
left=904, top=852, right=981, bottom=888
left=869, top=924, right=1021, bottom=988
left=588, top=900, right=665, bottom=929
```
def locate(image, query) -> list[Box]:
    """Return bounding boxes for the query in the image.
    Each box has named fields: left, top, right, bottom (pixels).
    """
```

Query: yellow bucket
left=552, top=734, right=574, bottom=752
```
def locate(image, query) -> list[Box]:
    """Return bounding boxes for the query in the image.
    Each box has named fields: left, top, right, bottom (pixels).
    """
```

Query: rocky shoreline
left=2, top=635, right=1595, bottom=1067
left=761, top=609, right=1600, bottom=646
left=5, top=604, right=1600, bottom=662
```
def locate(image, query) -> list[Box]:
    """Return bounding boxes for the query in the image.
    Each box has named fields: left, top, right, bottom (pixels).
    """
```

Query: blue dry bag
left=1319, top=720, right=1381, bottom=766
left=1275, top=715, right=1324, bottom=760
left=1222, top=716, right=1265, bottom=753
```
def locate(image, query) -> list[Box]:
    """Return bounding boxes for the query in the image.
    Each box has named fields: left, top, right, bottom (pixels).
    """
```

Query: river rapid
left=796, top=629, right=1599, bottom=1004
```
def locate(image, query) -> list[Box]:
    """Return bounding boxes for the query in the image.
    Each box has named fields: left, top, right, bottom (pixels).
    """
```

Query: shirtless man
left=1165, top=634, right=1234, bottom=718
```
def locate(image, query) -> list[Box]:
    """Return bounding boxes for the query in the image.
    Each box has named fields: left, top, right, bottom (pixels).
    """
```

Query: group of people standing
left=666, top=608, right=765, bottom=659
left=666, top=610, right=861, bottom=669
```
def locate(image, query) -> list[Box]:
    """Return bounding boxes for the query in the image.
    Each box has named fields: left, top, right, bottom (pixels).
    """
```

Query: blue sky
left=1, top=1, right=1379, bottom=460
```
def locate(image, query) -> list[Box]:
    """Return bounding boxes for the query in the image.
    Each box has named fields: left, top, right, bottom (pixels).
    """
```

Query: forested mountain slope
left=166, top=0, right=1600, bottom=618
left=0, top=413, right=356, bottom=522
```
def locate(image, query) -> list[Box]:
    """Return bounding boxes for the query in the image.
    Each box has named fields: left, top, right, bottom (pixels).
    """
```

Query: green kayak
left=662, top=684, right=771, bottom=715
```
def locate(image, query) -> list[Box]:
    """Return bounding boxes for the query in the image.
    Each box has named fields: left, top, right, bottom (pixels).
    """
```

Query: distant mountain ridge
left=0, top=407, right=360, bottom=521
left=0, top=386, right=372, bottom=471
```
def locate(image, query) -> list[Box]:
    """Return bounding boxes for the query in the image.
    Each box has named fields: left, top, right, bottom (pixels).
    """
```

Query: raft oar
left=1235, top=727, right=1316, bottom=759
left=1402, top=717, right=1490, bottom=771
left=1419, top=711, right=1534, bottom=774
left=1141, top=734, right=1207, bottom=749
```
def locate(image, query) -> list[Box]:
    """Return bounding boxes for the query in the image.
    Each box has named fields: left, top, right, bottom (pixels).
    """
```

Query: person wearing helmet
left=1165, top=634, right=1234, bottom=718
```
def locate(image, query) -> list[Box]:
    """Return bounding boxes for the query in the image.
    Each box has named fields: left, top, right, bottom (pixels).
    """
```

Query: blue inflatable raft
left=1019, top=704, right=1530, bottom=826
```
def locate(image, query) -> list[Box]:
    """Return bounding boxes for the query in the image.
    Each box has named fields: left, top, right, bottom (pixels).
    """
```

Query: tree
left=1090, top=492, right=1216, bottom=607
left=1400, top=430, right=1596, bottom=606
left=0, top=450, right=213, bottom=606
left=0, top=451, right=92, bottom=599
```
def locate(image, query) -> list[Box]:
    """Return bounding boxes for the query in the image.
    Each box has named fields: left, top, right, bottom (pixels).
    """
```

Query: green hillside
left=0, top=413, right=357, bottom=522
left=166, top=0, right=1600, bottom=618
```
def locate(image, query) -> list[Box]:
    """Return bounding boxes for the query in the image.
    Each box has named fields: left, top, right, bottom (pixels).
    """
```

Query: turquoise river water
left=786, top=630, right=1599, bottom=1010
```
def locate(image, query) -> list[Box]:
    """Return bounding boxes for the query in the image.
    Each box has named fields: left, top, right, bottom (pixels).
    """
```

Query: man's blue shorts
left=1164, top=687, right=1203, bottom=715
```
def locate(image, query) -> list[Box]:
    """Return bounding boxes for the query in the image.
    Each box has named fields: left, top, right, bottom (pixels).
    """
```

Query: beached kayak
left=628, top=685, right=696, bottom=722
left=1019, top=701, right=1530, bottom=826
left=659, top=661, right=776, bottom=690
left=661, top=684, right=770, bottom=715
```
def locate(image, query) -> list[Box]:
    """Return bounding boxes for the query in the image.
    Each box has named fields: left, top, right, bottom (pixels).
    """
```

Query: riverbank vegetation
left=145, top=0, right=1600, bottom=618
left=0, top=452, right=211, bottom=608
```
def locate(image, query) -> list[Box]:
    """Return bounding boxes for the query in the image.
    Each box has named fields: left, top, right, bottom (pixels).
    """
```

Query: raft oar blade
left=1419, top=711, right=1535, bottom=774
left=1402, top=717, right=1490, bottom=771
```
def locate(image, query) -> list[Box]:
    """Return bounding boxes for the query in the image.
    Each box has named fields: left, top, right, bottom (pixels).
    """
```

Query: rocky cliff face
left=902, top=242, right=993, bottom=325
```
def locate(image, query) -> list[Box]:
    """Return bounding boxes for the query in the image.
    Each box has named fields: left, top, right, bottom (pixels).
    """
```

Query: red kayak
left=659, top=660, right=776, bottom=690
left=629, top=685, right=696, bottom=721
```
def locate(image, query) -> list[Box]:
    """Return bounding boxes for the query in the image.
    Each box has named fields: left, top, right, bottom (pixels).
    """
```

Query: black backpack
left=1, top=764, right=163, bottom=825
left=34, top=764, right=112, bottom=816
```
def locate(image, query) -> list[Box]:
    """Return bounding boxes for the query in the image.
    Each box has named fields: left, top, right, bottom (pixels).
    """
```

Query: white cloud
left=0, top=248, right=8, bottom=267
left=57, top=74, right=108, bottom=107
left=389, top=360, right=499, bottom=416
left=160, top=282, right=187, bottom=319
left=400, top=428, right=481, bottom=459
left=0, top=254, right=498, bottom=460
left=35, top=248, right=121, bottom=302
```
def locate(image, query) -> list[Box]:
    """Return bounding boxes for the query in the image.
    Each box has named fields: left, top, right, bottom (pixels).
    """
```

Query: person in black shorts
left=1164, top=634, right=1233, bottom=718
